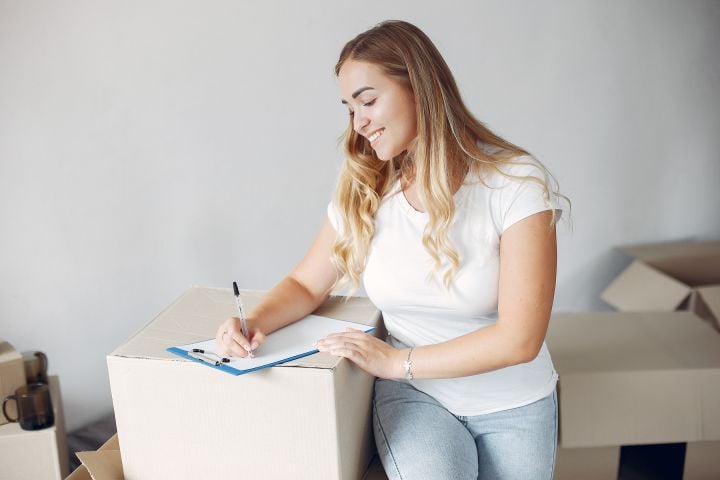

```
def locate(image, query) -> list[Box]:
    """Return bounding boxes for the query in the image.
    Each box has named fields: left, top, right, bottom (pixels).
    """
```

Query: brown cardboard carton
left=554, top=446, right=620, bottom=480
left=0, top=338, right=26, bottom=425
left=0, top=375, right=69, bottom=480
left=601, top=240, right=720, bottom=329
left=546, top=312, right=720, bottom=448
left=107, top=286, right=381, bottom=480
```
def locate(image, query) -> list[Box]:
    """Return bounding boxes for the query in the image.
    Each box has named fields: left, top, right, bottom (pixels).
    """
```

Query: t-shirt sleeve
left=490, top=157, right=563, bottom=234
left=327, top=200, right=343, bottom=234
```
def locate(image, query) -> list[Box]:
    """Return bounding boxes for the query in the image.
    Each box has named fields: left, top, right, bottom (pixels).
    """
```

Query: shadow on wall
left=556, top=248, right=632, bottom=311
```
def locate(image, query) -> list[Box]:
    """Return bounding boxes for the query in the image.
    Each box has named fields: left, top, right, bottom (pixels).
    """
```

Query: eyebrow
left=340, top=86, right=375, bottom=104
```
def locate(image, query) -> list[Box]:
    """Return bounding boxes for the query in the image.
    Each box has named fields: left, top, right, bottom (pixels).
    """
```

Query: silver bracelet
left=403, top=348, right=414, bottom=380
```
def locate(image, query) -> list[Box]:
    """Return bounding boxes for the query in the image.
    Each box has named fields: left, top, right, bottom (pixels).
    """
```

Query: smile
left=368, top=129, right=384, bottom=143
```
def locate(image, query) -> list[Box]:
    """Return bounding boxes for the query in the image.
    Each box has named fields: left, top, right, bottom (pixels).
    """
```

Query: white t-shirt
left=327, top=155, right=562, bottom=416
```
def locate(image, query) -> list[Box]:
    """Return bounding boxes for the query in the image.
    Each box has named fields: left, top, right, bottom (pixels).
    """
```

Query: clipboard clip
left=188, top=349, right=231, bottom=366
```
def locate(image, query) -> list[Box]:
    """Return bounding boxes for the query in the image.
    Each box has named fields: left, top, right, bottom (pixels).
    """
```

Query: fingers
left=216, top=317, right=254, bottom=358
left=248, top=329, right=266, bottom=351
left=316, top=340, right=365, bottom=361
left=315, top=333, right=369, bottom=358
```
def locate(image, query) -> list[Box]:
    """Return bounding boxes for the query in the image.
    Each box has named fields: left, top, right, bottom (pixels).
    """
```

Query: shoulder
left=479, top=155, right=548, bottom=189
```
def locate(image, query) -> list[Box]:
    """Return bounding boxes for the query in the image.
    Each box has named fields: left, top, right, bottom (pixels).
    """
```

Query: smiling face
left=338, top=59, right=417, bottom=161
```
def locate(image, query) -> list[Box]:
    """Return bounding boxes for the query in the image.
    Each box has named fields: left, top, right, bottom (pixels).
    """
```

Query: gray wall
left=1, top=1, right=719, bottom=431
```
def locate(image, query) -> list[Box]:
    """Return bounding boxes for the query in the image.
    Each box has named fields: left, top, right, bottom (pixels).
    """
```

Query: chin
left=374, top=147, right=400, bottom=162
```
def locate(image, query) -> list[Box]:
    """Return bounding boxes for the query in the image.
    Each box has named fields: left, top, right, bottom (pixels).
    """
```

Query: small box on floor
left=0, top=338, right=26, bottom=426
left=0, top=376, right=69, bottom=480
left=107, top=287, right=382, bottom=480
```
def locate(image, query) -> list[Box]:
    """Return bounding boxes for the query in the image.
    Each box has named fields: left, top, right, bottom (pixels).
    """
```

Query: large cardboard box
left=0, top=375, right=69, bottom=480
left=107, top=286, right=381, bottom=480
left=0, top=338, right=26, bottom=425
left=546, top=312, right=720, bottom=448
left=601, top=240, right=720, bottom=329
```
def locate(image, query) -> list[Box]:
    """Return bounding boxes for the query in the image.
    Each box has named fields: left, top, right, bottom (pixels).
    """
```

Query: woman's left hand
left=314, top=328, right=403, bottom=379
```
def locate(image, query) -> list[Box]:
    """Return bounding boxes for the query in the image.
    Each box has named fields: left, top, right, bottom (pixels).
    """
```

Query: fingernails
left=251, top=342, right=258, bottom=349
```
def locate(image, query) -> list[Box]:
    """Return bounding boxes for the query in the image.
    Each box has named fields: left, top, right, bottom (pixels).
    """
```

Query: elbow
left=509, top=341, right=543, bottom=366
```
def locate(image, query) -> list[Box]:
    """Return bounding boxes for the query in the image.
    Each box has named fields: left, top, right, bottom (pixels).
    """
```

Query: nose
left=353, top=110, right=370, bottom=136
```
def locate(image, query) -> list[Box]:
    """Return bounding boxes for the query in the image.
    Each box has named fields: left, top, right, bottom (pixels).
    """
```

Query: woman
left=216, top=20, right=567, bottom=480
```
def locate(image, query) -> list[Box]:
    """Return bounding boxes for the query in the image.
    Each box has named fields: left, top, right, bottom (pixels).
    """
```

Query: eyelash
left=348, top=99, right=376, bottom=117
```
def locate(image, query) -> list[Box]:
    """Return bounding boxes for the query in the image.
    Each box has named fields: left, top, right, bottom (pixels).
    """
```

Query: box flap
left=601, top=260, right=691, bottom=311
left=697, top=285, right=720, bottom=328
left=109, top=287, right=380, bottom=371
left=76, top=450, right=123, bottom=480
left=99, top=434, right=119, bottom=451
left=619, top=240, right=720, bottom=286
left=0, top=339, right=21, bottom=363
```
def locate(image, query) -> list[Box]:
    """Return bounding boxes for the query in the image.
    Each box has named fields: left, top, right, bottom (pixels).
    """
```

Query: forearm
left=396, top=324, right=536, bottom=380
left=247, top=276, right=327, bottom=335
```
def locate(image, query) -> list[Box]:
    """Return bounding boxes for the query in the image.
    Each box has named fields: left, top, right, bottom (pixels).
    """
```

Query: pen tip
left=233, top=281, right=239, bottom=296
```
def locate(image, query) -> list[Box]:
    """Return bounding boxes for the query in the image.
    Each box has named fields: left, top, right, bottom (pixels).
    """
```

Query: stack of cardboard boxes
left=0, top=340, right=69, bottom=480
left=548, top=240, right=720, bottom=479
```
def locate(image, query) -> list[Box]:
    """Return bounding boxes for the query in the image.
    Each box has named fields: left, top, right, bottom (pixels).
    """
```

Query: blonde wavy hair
left=331, top=20, right=569, bottom=293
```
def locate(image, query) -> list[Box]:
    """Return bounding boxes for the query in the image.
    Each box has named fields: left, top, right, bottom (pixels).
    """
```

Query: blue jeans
left=372, top=378, right=557, bottom=480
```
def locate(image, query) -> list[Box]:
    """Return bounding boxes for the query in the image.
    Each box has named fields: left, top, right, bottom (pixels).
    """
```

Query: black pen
left=189, top=351, right=229, bottom=366
left=192, top=349, right=230, bottom=363
left=233, top=281, right=254, bottom=358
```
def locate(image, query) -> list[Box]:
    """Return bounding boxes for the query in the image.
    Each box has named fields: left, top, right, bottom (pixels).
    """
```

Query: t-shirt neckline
left=395, top=178, right=471, bottom=221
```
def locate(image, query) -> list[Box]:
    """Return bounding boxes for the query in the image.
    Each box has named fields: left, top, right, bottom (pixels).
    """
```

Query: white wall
left=1, top=1, right=718, bottom=431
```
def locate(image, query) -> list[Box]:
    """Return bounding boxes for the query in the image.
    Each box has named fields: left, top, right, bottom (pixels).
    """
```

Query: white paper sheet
left=168, top=314, right=375, bottom=375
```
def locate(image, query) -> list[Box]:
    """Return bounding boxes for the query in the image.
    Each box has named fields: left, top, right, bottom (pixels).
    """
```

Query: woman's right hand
left=215, top=316, right=267, bottom=358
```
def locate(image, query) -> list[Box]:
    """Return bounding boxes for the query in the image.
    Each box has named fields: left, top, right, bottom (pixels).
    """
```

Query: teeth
left=368, top=129, right=384, bottom=142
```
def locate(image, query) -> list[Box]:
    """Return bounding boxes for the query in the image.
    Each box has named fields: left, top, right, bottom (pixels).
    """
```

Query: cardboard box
left=554, top=446, right=619, bottom=480
left=601, top=240, right=720, bottom=329
left=684, top=441, right=720, bottom=480
left=107, top=287, right=381, bottom=480
left=546, top=312, right=720, bottom=448
left=0, top=375, right=69, bottom=480
left=0, top=338, right=27, bottom=425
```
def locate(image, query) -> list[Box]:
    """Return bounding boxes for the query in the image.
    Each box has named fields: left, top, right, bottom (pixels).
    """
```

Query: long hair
left=331, top=20, right=568, bottom=293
